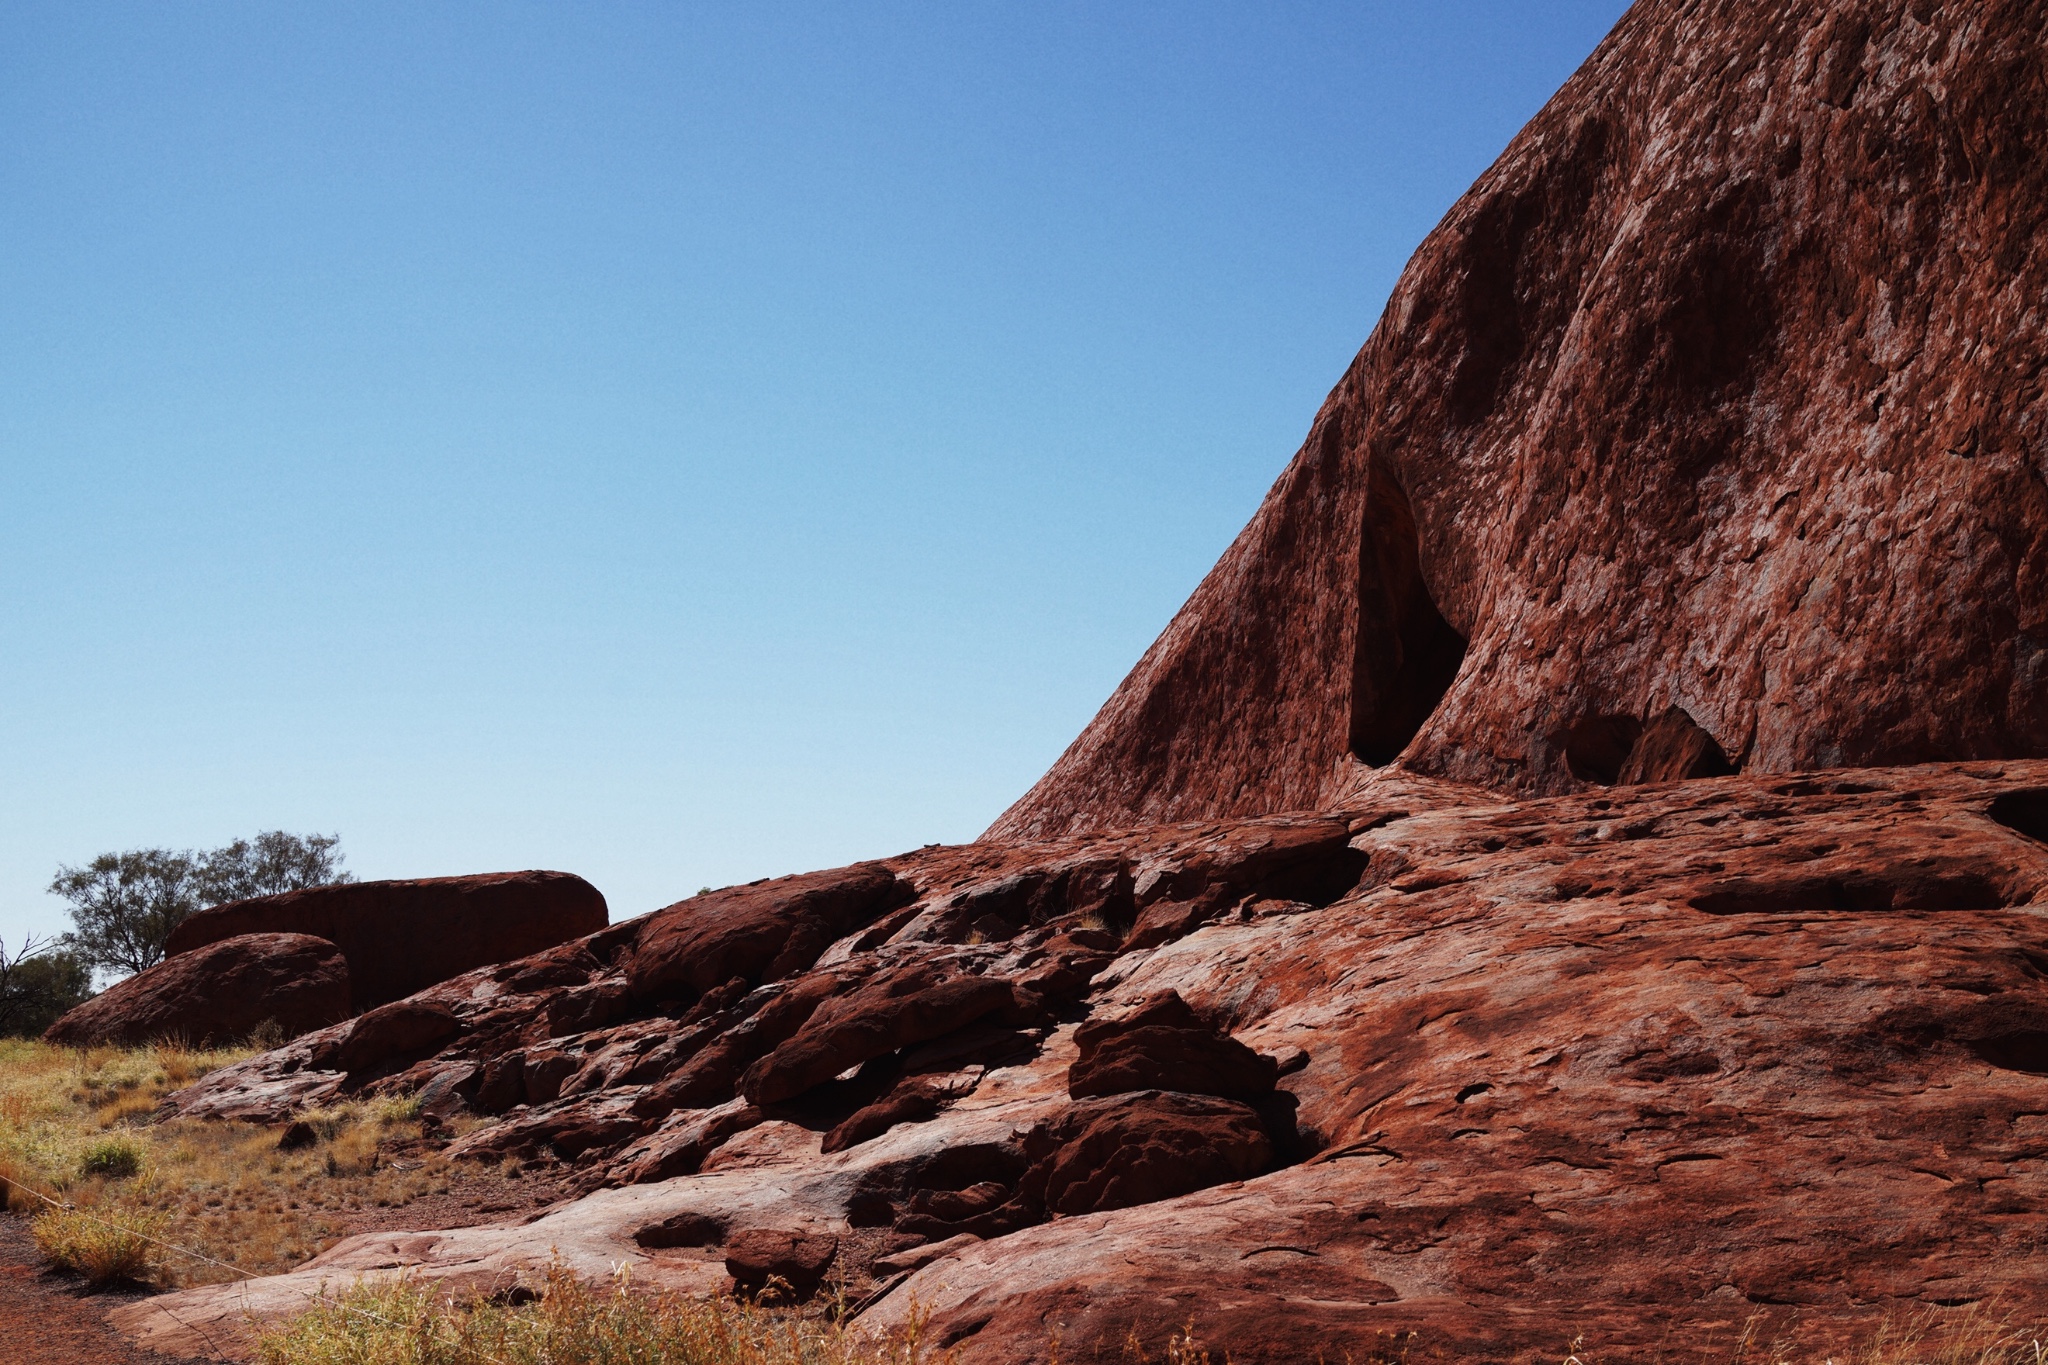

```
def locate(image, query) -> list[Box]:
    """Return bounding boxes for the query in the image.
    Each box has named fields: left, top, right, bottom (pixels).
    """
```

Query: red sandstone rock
left=1020, top=1092, right=1273, bottom=1218
left=632, top=1210, right=725, bottom=1249
left=121, top=762, right=2048, bottom=1364
left=624, top=865, right=913, bottom=1004
left=723, top=1228, right=839, bottom=1297
left=323, top=999, right=463, bottom=1074
left=1066, top=991, right=1277, bottom=1103
left=739, top=960, right=1021, bottom=1105
left=44, top=933, right=348, bottom=1048
left=821, top=1076, right=949, bottom=1153
left=164, top=871, right=607, bottom=1011
left=990, top=0, right=2048, bottom=841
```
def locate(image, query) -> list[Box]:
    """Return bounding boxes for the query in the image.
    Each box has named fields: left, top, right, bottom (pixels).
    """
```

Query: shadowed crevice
left=1350, top=463, right=1468, bottom=767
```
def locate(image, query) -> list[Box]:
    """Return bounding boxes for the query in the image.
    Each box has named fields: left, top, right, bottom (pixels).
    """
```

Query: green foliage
left=48, top=831, right=354, bottom=979
left=46, top=849, right=202, bottom=977
left=196, top=831, right=352, bottom=907
left=79, top=1136, right=144, bottom=1179
left=0, top=938, right=93, bottom=1038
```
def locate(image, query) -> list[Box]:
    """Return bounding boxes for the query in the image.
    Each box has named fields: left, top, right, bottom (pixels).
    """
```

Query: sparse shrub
left=153, top=1041, right=207, bottom=1086
left=31, top=1203, right=167, bottom=1284
left=80, top=1135, right=144, bottom=1178
left=375, top=1092, right=424, bottom=1124
left=247, top=1017, right=287, bottom=1051
left=1, top=1040, right=469, bottom=1287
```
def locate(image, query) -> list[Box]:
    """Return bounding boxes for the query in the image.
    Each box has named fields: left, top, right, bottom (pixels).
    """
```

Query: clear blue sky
left=1, top=1, right=1632, bottom=944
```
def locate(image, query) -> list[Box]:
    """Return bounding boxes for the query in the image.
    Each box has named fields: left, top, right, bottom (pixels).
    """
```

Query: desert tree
left=48, top=831, right=354, bottom=980
left=47, top=848, right=199, bottom=977
left=196, top=830, right=352, bottom=906
left=0, top=934, right=93, bottom=1037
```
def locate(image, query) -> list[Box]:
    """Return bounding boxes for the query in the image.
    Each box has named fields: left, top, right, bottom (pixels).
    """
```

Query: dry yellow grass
left=30, top=1202, right=169, bottom=1284
left=1549, top=1309, right=2048, bottom=1365
left=257, top=1260, right=954, bottom=1365
left=0, top=1038, right=464, bottom=1287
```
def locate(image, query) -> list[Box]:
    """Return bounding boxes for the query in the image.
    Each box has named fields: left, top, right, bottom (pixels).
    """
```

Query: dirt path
left=0, top=1212, right=203, bottom=1364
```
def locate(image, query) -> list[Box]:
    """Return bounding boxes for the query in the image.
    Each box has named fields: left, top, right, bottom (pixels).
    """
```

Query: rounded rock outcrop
left=44, top=933, right=350, bottom=1048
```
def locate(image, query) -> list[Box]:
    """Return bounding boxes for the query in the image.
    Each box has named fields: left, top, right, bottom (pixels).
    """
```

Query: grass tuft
left=1556, top=1308, right=2048, bottom=1365
left=30, top=1202, right=169, bottom=1284
left=79, top=1135, right=144, bottom=1179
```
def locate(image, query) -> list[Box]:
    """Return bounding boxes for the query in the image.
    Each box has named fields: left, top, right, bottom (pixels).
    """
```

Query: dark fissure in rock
left=1350, top=463, right=1469, bottom=767
left=1972, top=1030, right=2048, bottom=1076
left=1566, top=714, right=1645, bottom=785
left=1689, top=872, right=2012, bottom=916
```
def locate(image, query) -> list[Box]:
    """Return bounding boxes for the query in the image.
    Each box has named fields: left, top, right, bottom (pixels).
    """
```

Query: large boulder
left=44, top=933, right=349, bottom=1048
left=722, top=1228, right=840, bottom=1299
left=163, top=870, right=608, bottom=1010
left=990, top=0, right=2048, bottom=840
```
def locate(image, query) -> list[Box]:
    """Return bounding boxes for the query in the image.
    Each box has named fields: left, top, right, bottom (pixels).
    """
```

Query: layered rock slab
left=992, top=0, right=2048, bottom=840
left=121, top=762, right=2048, bottom=1362
left=163, top=870, right=608, bottom=1011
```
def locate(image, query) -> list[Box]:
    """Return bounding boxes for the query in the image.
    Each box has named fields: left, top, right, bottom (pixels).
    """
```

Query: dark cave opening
left=1567, top=706, right=1737, bottom=786
left=1349, top=463, right=1469, bottom=767
left=1989, top=790, right=2048, bottom=845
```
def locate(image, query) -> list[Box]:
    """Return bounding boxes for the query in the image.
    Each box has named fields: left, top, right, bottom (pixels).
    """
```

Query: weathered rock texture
left=992, top=0, right=2048, bottom=840
left=163, top=871, right=608, bottom=1011
left=44, top=933, right=349, bottom=1048
left=117, top=764, right=2048, bottom=1363
left=104, top=3, right=2048, bottom=1363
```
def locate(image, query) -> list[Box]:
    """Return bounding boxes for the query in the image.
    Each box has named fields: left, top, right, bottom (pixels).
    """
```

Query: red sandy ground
left=0, top=1212, right=201, bottom=1365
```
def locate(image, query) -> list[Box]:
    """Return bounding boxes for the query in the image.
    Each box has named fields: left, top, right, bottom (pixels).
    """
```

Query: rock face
left=1066, top=990, right=1279, bottom=1102
left=44, top=933, right=349, bottom=1048
left=105, top=3, right=2048, bottom=1363
left=1020, top=1091, right=1272, bottom=1217
left=991, top=0, right=2048, bottom=840
left=163, top=871, right=608, bottom=1011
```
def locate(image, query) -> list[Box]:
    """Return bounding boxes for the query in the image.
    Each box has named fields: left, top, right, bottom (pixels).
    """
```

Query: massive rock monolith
left=992, top=0, right=2048, bottom=839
